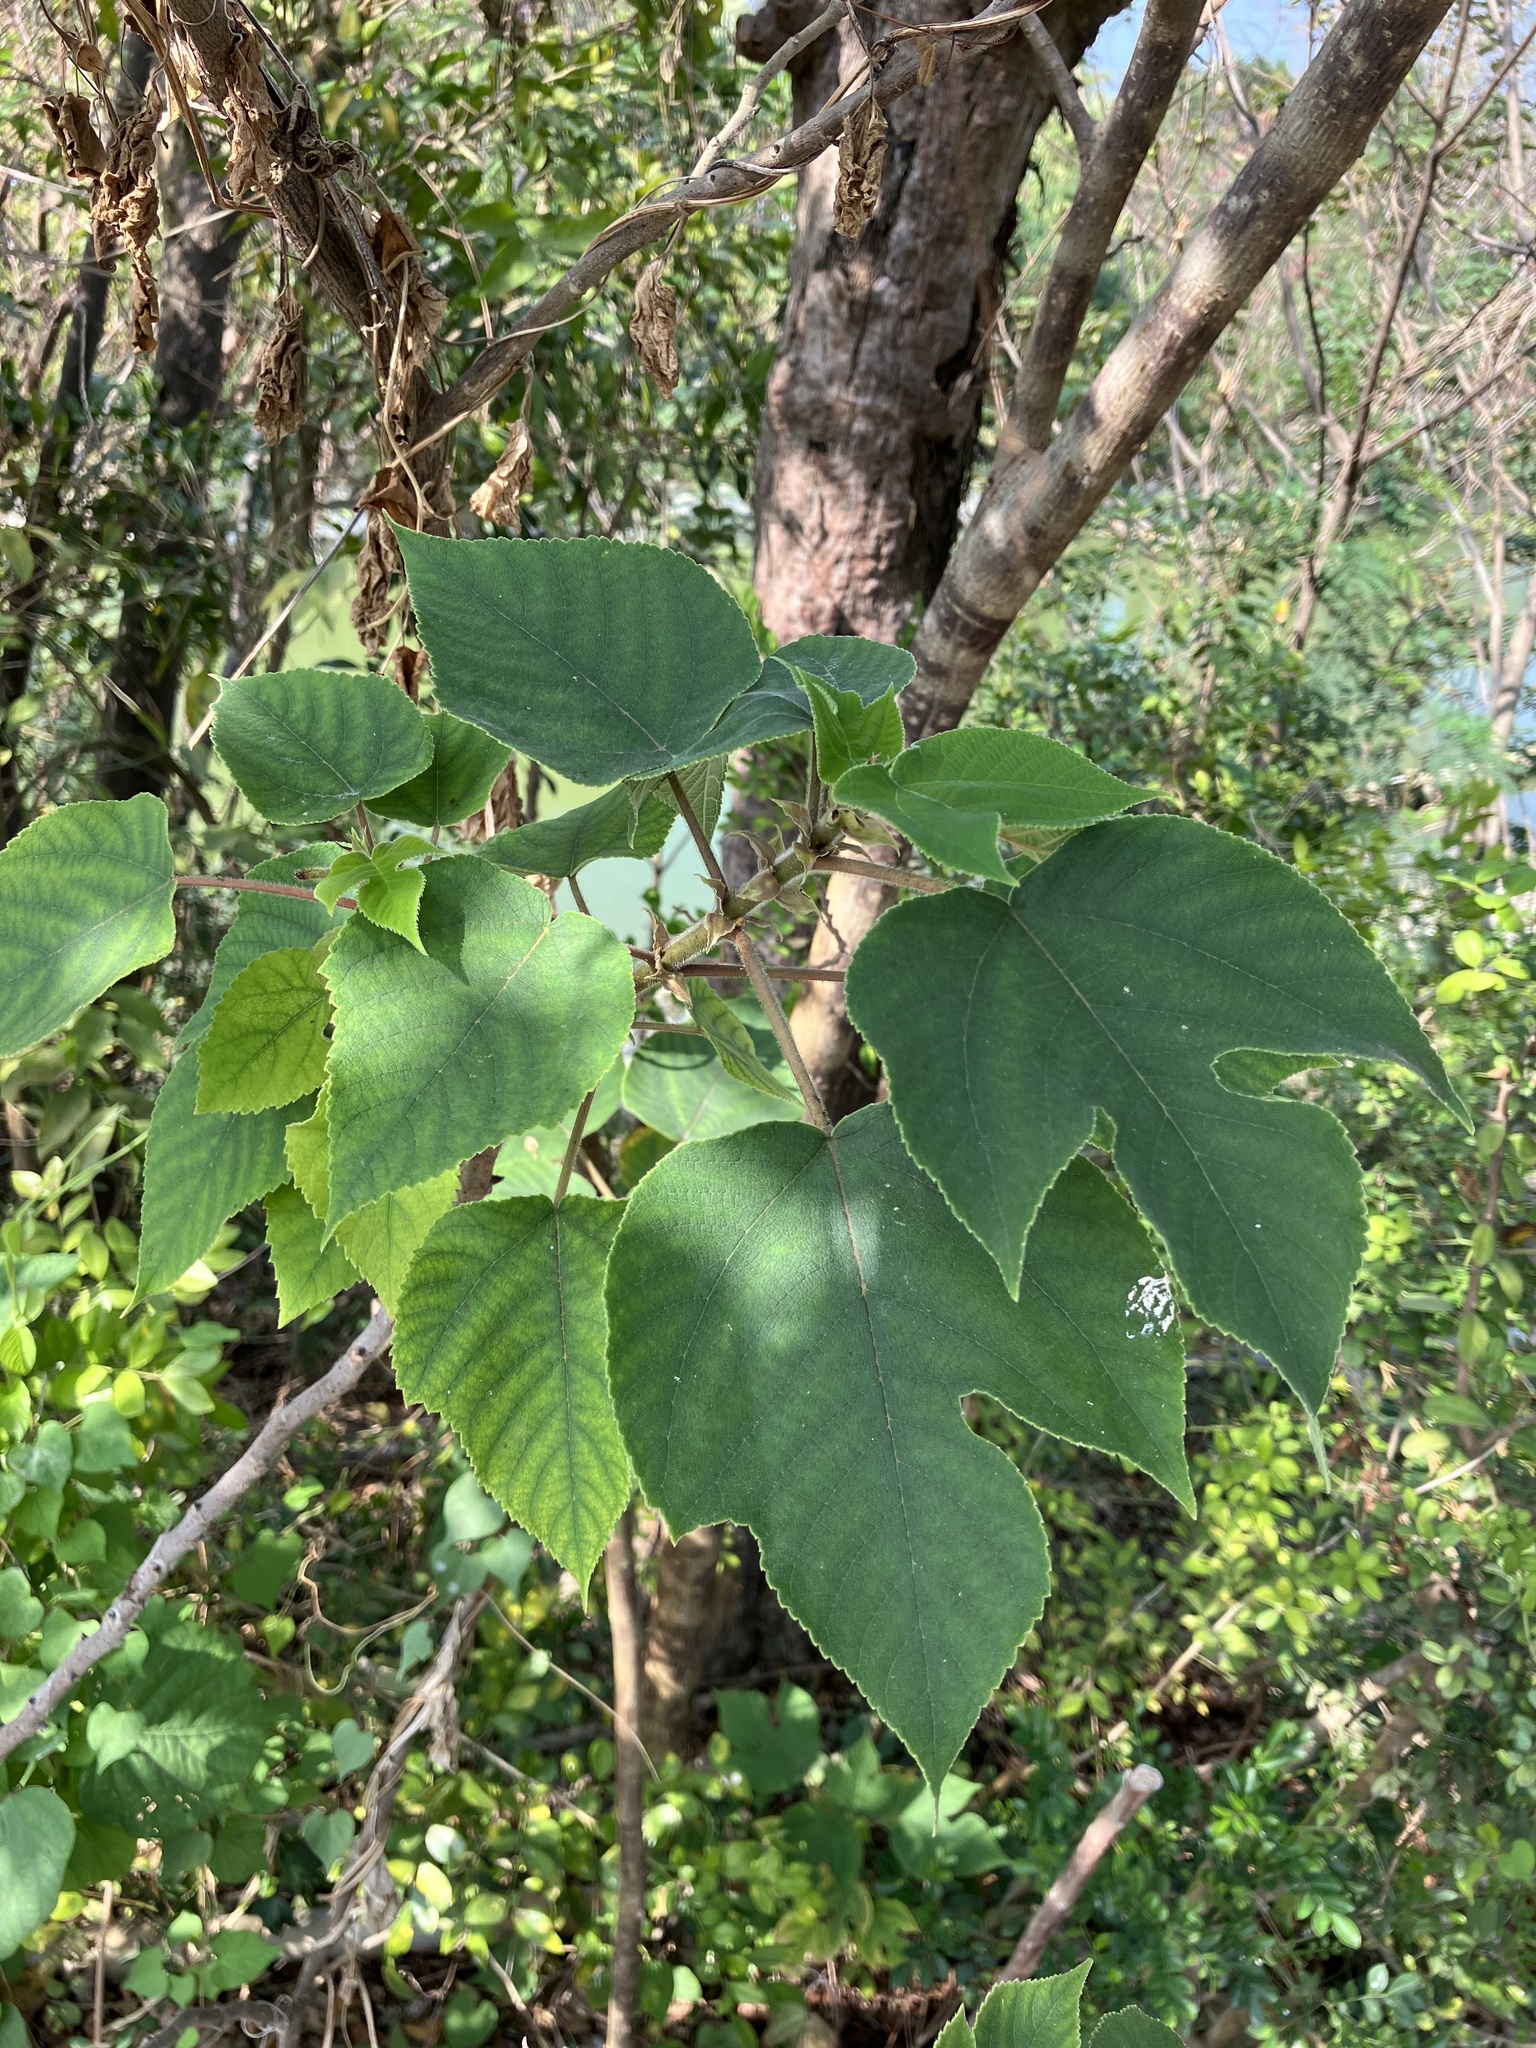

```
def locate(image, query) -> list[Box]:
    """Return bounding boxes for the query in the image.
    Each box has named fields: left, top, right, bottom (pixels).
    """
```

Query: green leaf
left=703, top=635, right=915, bottom=753
left=483, top=783, right=676, bottom=878
left=0, top=795, right=174, bottom=1058
left=846, top=816, right=1463, bottom=1409
left=623, top=1003, right=803, bottom=1141
left=684, top=982, right=797, bottom=1100
left=624, top=752, right=729, bottom=844
left=86, top=1702, right=146, bottom=1770
left=205, top=1929, right=278, bottom=1994
left=322, top=857, right=634, bottom=1227
left=395, top=1196, right=630, bottom=1589
left=370, top=709, right=511, bottom=829
left=196, top=948, right=331, bottom=1114
left=889, top=1775, right=1004, bottom=1881
left=228, top=1531, right=303, bottom=1609
left=0, top=1569, right=42, bottom=1639
left=973, top=1967, right=1091, bottom=2048
left=715, top=1684, right=820, bottom=1795
left=138, top=1055, right=302, bottom=1299
left=176, top=848, right=347, bottom=1052
left=265, top=1183, right=360, bottom=1324
left=609, top=1103, right=1188, bottom=1786
left=284, top=1088, right=457, bottom=1310
left=0, top=1788, right=74, bottom=1957
left=399, top=531, right=762, bottom=783
left=315, top=838, right=435, bottom=950
left=835, top=730, right=1139, bottom=881
left=1089, top=2010, right=1183, bottom=2048
left=212, top=670, right=432, bottom=824
left=803, top=672, right=904, bottom=786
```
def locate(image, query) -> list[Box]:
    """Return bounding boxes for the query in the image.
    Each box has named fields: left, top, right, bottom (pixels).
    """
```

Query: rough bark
left=641, top=1525, right=723, bottom=1761
left=101, top=128, right=246, bottom=803
left=750, top=0, right=1125, bottom=647
left=0, top=35, right=154, bottom=844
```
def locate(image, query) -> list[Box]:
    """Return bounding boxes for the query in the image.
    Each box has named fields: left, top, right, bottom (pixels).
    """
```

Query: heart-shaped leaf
left=835, top=729, right=1140, bottom=881
left=87, top=1702, right=147, bottom=1770
left=846, top=815, right=1463, bottom=1407
left=322, top=855, right=634, bottom=1227
left=0, top=795, right=174, bottom=1058
left=370, top=708, right=511, bottom=829
left=607, top=1104, right=1187, bottom=1785
left=396, top=1196, right=630, bottom=1589
left=0, top=1788, right=75, bottom=1956
left=399, top=531, right=761, bottom=783
left=197, top=948, right=331, bottom=1114
left=213, top=670, right=431, bottom=824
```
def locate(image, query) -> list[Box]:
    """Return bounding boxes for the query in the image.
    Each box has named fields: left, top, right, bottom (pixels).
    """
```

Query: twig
left=604, top=1506, right=646, bottom=2048
left=1020, top=15, right=1096, bottom=158
left=459, top=1733, right=599, bottom=1823
left=692, top=0, right=848, bottom=178
left=668, top=772, right=729, bottom=892
left=814, top=854, right=952, bottom=893
left=554, top=1089, right=596, bottom=1206
left=996, top=1765, right=1163, bottom=1979
left=732, top=927, right=833, bottom=1135
left=0, top=1308, right=394, bottom=1763
left=93, top=1881, right=113, bottom=2048
left=176, top=874, right=357, bottom=909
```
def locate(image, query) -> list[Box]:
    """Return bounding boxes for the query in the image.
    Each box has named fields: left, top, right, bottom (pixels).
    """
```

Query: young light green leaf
left=137, top=1055, right=303, bottom=1300
left=398, top=531, right=762, bottom=783
left=370, top=708, right=511, bottom=830
left=802, top=671, right=903, bottom=786
left=265, top=1183, right=360, bottom=1324
left=483, top=784, right=676, bottom=878
left=0, top=1787, right=75, bottom=1957
left=322, top=856, right=634, bottom=1227
left=684, top=982, right=797, bottom=1100
left=176, top=849, right=347, bottom=1053
left=212, top=670, right=432, bottom=824
left=284, top=1090, right=456, bottom=1313
left=973, top=1967, right=1091, bottom=2048
left=0, top=795, right=174, bottom=1058
left=623, top=1007, right=803, bottom=1141
left=314, top=836, right=434, bottom=950
left=395, top=1197, right=630, bottom=1590
left=196, top=948, right=331, bottom=1114
left=836, top=729, right=1140, bottom=880
left=1089, top=2012, right=1183, bottom=2048
left=608, top=1105, right=1188, bottom=1785
left=702, top=634, right=915, bottom=753
left=846, top=816, right=1464, bottom=1409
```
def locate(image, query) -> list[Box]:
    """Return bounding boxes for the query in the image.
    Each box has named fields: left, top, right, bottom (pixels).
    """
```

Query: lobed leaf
left=197, top=947, right=331, bottom=1114
left=321, top=855, right=634, bottom=1228
left=607, top=1105, right=1188, bottom=1786
left=371, top=708, right=511, bottom=829
left=803, top=672, right=904, bottom=786
left=399, top=531, right=761, bottom=782
left=395, top=1196, right=630, bottom=1589
left=0, top=795, right=174, bottom=1058
left=846, top=815, right=1464, bottom=1408
left=212, top=670, right=432, bottom=824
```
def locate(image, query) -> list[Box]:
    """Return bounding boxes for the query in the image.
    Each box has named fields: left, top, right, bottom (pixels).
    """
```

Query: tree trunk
left=100, top=128, right=247, bottom=804
left=749, top=0, right=1124, bottom=646
left=0, top=35, right=154, bottom=844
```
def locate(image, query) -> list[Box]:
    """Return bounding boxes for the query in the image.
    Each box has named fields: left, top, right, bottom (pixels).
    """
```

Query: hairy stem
left=732, top=926, right=833, bottom=1135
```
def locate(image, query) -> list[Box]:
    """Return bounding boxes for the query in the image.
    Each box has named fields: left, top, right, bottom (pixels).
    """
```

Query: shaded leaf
left=715, top=1684, right=820, bottom=1796
left=399, top=531, right=761, bottom=782
left=0, top=1787, right=75, bottom=1956
left=704, top=635, right=915, bottom=754
left=213, top=670, right=431, bottom=824
left=484, top=784, right=676, bottom=878
left=1089, top=2011, right=1183, bottom=2048
left=265, top=1183, right=360, bottom=1324
left=846, top=816, right=1462, bottom=1407
left=684, top=981, right=797, bottom=1100
left=371, top=708, right=511, bottom=829
left=395, top=1196, right=630, bottom=1589
left=609, top=1104, right=1184, bottom=1785
left=623, top=1007, right=802, bottom=1141
left=0, top=795, right=174, bottom=1058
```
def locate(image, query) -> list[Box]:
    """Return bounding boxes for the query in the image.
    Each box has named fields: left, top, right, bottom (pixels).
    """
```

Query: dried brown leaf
left=629, top=259, right=680, bottom=398
left=43, top=95, right=106, bottom=181
left=833, top=95, right=887, bottom=240
left=254, top=287, right=305, bottom=446
left=391, top=644, right=428, bottom=702
left=468, top=419, right=533, bottom=530
left=351, top=511, right=403, bottom=657
left=225, top=22, right=276, bottom=201
left=129, top=249, right=158, bottom=354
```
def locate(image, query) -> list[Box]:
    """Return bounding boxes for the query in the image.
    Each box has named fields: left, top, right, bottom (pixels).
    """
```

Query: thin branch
left=0, top=1308, right=394, bottom=1764
left=668, top=772, right=729, bottom=892
left=1020, top=15, right=1096, bottom=159
left=176, top=874, right=355, bottom=907
left=732, top=926, right=833, bottom=1134
left=691, top=0, right=847, bottom=178
left=553, top=1089, right=596, bottom=1206
left=674, top=959, right=846, bottom=980
left=996, top=1765, right=1163, bottom=1980
left=814, top=854, right=952, bottom=892
left=604, top=1506, right=646, bottom=2048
